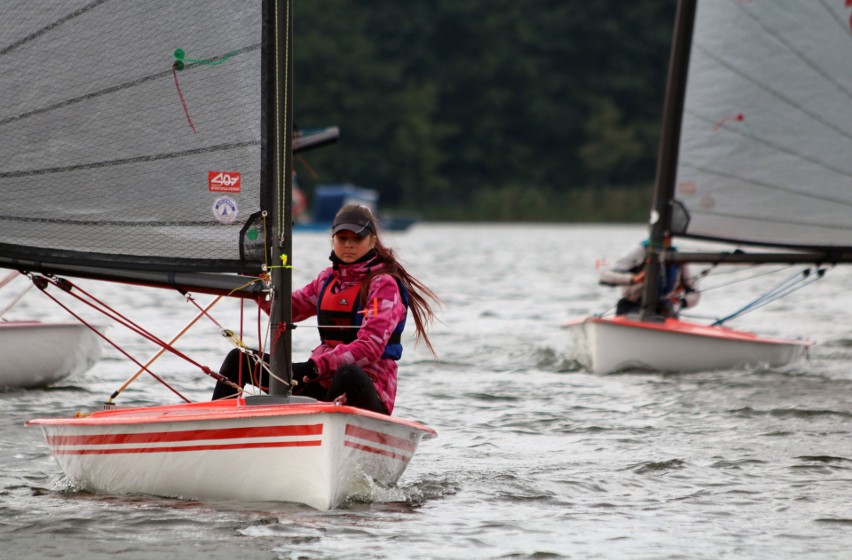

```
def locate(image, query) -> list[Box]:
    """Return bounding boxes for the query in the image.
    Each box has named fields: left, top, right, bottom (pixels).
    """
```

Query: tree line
left=293, top=0, right=676, bottom=221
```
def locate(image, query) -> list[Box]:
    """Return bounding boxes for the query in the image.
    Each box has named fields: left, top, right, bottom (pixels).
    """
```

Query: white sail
left=0, top=2, right=266, bottom=272
left=674, top=0, right=852, bottom=250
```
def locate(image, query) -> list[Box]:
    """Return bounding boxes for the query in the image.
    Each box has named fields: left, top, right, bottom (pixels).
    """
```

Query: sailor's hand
left=631, top=271, right=645, bottom=284
left=292, top=360, right=318, bottom=382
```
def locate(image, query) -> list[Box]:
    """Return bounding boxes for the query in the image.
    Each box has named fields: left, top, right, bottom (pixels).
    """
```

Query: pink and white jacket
left=292, top=257, right=407, bottom=414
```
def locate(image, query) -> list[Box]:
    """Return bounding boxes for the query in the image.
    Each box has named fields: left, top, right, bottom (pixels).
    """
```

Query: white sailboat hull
left=0, top=322, right=101, bottom=388
left=28, top=398, right=436, bottom=510
left=563, top=316, right=811, bottom=374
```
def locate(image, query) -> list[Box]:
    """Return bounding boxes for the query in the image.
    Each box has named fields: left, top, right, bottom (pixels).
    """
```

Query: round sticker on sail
left=212, top=196, right=239, bottom=224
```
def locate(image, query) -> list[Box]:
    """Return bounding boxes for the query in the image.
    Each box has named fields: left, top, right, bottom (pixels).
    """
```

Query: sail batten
left=683, top=111, right=852, bottom=181
left=672, top=1, right=852, bottom=250
left=0, top=0, right=109, bottom=57
left=0, top=45, right=263, bottom=129
left=0, top=142, right=262, bottom=179
left=679, top=164, right=852, bottom=207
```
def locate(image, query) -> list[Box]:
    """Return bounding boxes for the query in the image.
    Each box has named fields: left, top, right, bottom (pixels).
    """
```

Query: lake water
left=2, top=223, right=852, bottom=559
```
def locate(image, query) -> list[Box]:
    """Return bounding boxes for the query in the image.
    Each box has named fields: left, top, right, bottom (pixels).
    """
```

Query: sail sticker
left=208, top=171, right=241, bottom=193
left=212, top=197, right=239, bottom=224
left=677, top=181, right=697, bottom=196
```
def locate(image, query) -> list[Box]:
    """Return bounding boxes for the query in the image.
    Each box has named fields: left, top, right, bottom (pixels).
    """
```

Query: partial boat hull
left=0, top=322, right=101, bottom=389
left=563, top=316, right=811, bottom=374
left=27, top=398, right=436, bottom=510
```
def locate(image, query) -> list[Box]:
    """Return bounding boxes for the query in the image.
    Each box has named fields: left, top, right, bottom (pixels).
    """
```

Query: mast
left=268, top=0, right=294, bottom=395
left=640, top=0, right=696, bottom=321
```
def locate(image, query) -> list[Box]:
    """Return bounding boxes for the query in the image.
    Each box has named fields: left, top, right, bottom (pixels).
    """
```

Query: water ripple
left=6, top=224, right=852, bottom=559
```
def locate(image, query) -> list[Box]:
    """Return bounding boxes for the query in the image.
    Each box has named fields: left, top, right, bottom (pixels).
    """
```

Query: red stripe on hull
left=52, top=439, right=323, bottom=455
left=344, top=440, right=410, bottom=462
left=47, top=424, right=323, bottom=446
left=345, top=424, right=416, bottom=453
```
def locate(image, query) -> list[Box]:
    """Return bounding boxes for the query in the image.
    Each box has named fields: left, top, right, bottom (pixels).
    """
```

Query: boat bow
left=28, top=398, right=436, bottom=510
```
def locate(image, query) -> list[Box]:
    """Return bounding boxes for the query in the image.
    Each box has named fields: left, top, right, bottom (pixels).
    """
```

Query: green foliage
left=430, top=183, right=652, bottom=222
left=293, top=0, right=675, bottom=221
left=580, top=99, right=644, bottom=186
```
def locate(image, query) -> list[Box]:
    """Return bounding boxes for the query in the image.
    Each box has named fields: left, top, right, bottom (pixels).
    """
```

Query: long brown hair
left=334, top=204, right=441, bottom=356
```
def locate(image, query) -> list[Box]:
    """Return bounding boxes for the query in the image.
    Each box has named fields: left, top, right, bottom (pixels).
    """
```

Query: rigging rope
left=711, top=267, right=826, bottom=326
left=691, top=263, right=798, bottom=293
left=105, top=295, right=224, bottom=406
left=27, top=273, right=250, bottom=404
left=28, top=274, right=191, bottom=403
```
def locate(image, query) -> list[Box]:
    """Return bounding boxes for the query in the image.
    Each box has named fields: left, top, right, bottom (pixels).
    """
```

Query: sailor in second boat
left=212, top=204, right=439, bottom=414
left=598, top=240, right=700, bottom=318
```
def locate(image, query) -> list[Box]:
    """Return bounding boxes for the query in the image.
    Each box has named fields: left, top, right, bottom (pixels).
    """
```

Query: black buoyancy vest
left=316, top=275, right=408, bottom=360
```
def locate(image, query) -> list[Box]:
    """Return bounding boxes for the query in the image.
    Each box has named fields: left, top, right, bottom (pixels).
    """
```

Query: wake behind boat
left=564, top=1, right=852, bottom=374
left=2, top=0, right=436, bottom=509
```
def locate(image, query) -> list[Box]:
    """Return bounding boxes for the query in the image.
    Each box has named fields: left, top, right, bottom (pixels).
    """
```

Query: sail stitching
left=735, top=1, right=852, bottom=104
left=695, top=45, right=852, bottom=150
left=816, top=0, right=852, bottom=36
left=0, top=0, right=110, bottom=57
left=680, top=163, right=852, bottom=208
left=0, top=216, right=231, bottom=227
left=0, top=44, right=261, bottom=129
left=686, top=111, right=852, bottom=182
left=0, top=141, right=258, bottom=178
left=687, top=208, right=852, bottom=232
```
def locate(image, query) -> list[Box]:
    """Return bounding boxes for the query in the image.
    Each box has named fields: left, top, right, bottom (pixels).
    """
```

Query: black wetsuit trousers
left=211, top=348, right=388, bottom=414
